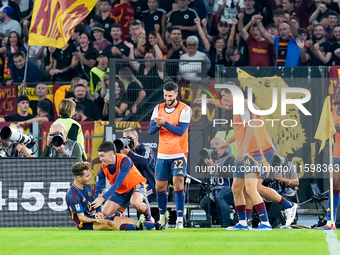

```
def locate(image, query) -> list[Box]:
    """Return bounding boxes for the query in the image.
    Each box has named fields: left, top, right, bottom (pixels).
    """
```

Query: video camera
left=50, top=132, right=64, bottom=147
left=113, top=136, right=134, bottom=153
left=0, top=126, right=37, bottom=149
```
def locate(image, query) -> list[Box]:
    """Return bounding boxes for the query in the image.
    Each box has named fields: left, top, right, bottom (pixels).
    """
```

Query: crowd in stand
left=0, top=0, right=339, bottom=121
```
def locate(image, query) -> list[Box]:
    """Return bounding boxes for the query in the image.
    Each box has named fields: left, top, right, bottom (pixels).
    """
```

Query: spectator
left=238, top=14, right=275, bottom=66
left=17, top=0, right=33, bottom=21
left=167, top=0, right=198, bottom=40
left=0, top=6, right=21, bottom=36
left=49, top=43, right=75, bottom=82
left=224, top=46, right=247, bottom=66
left=0, top=95, right=34, bottom=122
left=65, top=77, right=81, bottom=99
left=199, top=137, right=235, bottom=227
left=29, top=83, right=54, bottom=117
left=290, top=16, right=300, bottom=29
left=141, top=0, right=166, bottom=35
left=324, top=11, right=338, bottom=40
left=203, top=19, right=230, bottom=45
left=217, top=0, right=244, bottom=24
left=130, top=0, right=148, bottom=21
left=266, top=23, right=279, bottom=36
left=118, top=67, right=146, bottom=118
left=179, top=35, right=211, bottom=81
left=44, top=46, right=56, bottom=76
left=70, top=23, right=85, bottom=50
left=53, top=98, right=86, bottom=160
left=282, top=0, right=309, bottom=29
left=111, top=0, right=135, bottom=40
left=127, top=19, right=145, bottom=58
left=98, top=0, right=118, bottom=42
left=17, top=99, right=54, bottom=128
left=301, top=24, right=331, bottom=66
left=0, top=0, right=22, bottom=22
left=10, top=51, right=43, bottom=83
left=73, top=104, right=94, bottom=122
left=309, top=1, right=330, bottom=26
left=40, top=123, right=83, bottom=162
left=104, top=23, right=132, bottom=59
left=242, top=0, right=259, bottom=26
left=90, top=51, right=109, bottom=94
left=256, top=14, right=302, bottom=67
left=195, top=18, right=226, bottom=77
left=272, top=8, right=285, bottom=28
left=121, top=127, right=156, bottom=202
left=0, top=30, right=26, bottom=81
left=73, top=84, right=102, bottom=121
left=92, top=23, right=111, bottom=51
left=137, top=29, right=167, bottom=57
left=71, top=32, right=98, bottom=80
left=98, top=75, right=127, bottom=121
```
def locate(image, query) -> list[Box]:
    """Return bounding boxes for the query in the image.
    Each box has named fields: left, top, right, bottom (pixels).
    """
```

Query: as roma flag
left=28, top=0, right=97, bottom=48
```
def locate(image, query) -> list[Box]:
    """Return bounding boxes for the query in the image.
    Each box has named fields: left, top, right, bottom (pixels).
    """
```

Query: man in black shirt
left=50, top=43, right=75, bottom=81
left=141, top=0, right=166, bottom=35
left=29, top=83, right=54, bottom=117
left=167, top=0, right=198, bottom=40
left=104, top=23, right=131, bottom=59
left=0, top=95, right=34, bottom=122
left=98, top=0, right=117, bottom=42
left=130, top=0, right=148, bottom=21
left=17, top=100, right=54, bottom=128
left=73, top=84, right=102, bottom=121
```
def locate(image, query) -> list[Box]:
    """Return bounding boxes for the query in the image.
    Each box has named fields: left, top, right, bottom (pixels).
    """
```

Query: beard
left=76, top=97, right=85, bottom=102
left=166, top=98, right=176, bottom=107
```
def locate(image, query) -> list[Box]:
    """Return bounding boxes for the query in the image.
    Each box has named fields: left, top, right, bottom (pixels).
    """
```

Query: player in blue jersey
left=66, top=162, right=168, bottom=230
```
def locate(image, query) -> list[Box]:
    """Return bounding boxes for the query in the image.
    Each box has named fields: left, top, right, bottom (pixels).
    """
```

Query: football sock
left=246, top=209, right=253, bottom=224
left=235, top=205, right=247, bottom=226
left=119, top=224, right=136, bottom=231
left=326, top=190, right=340, bottom=223
left=279, top=197, right=293, bottom=209
left=254, top=202, right=270, bottom=225
left=175, top=189, right=185, bottom=218
left=143, top=207, right=152, bottom=221
left=157, top=191, right=167, bottom=217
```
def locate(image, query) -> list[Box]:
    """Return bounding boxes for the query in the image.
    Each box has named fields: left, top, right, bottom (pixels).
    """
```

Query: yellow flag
left=314, top=96, right=336, bottom=153
left=28, top=0, right=97, bottom=48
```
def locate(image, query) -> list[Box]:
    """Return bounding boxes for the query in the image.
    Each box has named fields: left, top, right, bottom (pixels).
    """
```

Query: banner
left=28, top=0, right=97, bottom=48
left=52, top=84, right=71, bottom=119
left=0, top=158, right=77, bottom=227
left=0, top=86, right=17, bottom=117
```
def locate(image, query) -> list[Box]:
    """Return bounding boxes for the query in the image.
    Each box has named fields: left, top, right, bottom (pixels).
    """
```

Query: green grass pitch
left=1, top=228, right=339, bottom=255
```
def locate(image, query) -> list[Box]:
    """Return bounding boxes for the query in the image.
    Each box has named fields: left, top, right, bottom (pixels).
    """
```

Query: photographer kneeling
left=40, top=123, right=83, bottom=162
left=199, top=137, right=235, bottom=227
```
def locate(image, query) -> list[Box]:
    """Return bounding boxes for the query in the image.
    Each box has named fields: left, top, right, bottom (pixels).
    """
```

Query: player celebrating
left=66, top=162, right=167, bottom=231
left=92, top=142, right=157, bottom=224
left=149, top=81, right=191, bottom=229
left=221, top=85, right=272, bottom=230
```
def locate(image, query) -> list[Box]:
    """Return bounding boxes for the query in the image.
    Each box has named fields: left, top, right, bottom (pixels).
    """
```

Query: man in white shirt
left=0, top=6, right=21, bottom=37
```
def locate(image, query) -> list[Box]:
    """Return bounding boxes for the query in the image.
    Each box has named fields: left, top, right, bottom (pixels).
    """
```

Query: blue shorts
left=155, top=157, right=187, bottom=180
left=108, top=182, right=147, bottom=208
left=233, top=154, right=262, bottom=179
left=333, top=158, right=340, bottom=166
left=260, top=151, right=275, bottom=179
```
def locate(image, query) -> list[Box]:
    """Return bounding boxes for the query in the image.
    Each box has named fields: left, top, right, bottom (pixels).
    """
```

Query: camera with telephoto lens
left=113, top=137, right=134, bottom=153
left=199, top=148, right=218, bottom=161
left=51, top=132, right=64, bottom=147
left=0, top=126, right=37, bottom=149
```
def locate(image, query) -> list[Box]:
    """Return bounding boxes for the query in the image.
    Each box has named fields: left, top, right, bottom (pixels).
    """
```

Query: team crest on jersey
left=75, top=204, right=81, bottom=211
left=154, top=16, right=159, bottom=21
left=184, top=14, right=189, bottom=19
left=184, top=106, right=189, bottom=112
left=105, top=23, right=109, bottom=28
left=88, top=192, right=92, bottom=197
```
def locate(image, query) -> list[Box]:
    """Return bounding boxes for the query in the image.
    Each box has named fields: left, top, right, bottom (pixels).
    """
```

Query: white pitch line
left=324, top=230, right=340, bottom=255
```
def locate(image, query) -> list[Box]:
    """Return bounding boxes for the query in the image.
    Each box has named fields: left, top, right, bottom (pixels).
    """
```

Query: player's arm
left=101, top=157, right=132, bottom=201
left=95, top=167, right=106, bottom=198
left=77, top=212, right=103, bottom=224
left=162, top=122, right=189, bottom=136
left=149, top=105, right=160, bottom=135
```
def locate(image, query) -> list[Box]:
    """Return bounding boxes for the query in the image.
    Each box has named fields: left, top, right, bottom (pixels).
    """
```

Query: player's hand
left=92, top=196, right=105, bottom=209
left=235, top=148, right=245, bottom=163
left=121, top=146, right=130, bottom=155
left=154, top=116, right=165, bottom=127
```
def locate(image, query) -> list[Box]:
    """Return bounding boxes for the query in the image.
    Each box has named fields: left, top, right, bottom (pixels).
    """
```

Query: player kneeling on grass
left=66, top=162, right=168, bottom=231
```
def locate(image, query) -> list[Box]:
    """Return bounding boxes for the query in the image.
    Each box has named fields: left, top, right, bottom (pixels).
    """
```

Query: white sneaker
left=175, top=221, right=184, bottom=229
left=284, top=203, right=298, bottom=227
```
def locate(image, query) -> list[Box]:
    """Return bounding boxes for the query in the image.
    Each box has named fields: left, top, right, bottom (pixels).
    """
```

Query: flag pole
left=21, top=46, right=30, bottom=96
left=329, top=127, right=334, bottom=230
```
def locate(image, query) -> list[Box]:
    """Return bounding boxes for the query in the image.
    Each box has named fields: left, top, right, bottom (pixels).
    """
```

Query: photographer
left=40, top=123, right=83, bottom=162
left=0, top=137, right=32, bottom=158
left=199, top=137, right=235, bottom=228
left=119, top=127, right=156, bottom=202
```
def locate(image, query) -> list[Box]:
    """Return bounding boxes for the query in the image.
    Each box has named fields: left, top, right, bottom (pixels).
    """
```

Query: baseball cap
left=0, top=6, right=14, bottom=16
left=92, top=23, right=104, bottom=33
left=97, top=51, right=106, bottom=57
left=218, top=20, right=229, bottom=27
